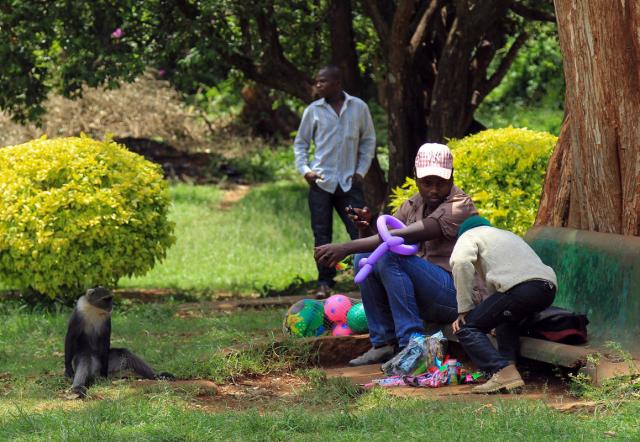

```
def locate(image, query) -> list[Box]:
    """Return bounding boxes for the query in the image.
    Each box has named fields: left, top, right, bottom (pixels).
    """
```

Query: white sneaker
left=348, top=345, right=395, bottom=366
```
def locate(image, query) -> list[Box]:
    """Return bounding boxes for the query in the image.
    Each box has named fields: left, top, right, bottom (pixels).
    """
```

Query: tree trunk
left=384, top=0, right=427, bottom=193
left=328, top=0, right=366, bottom=99
left=427, top=0, right=510, bottom=142
left=386, top=70, right=426, bottom=193
left=536, top=1, right=640, bottom=236
left=327, top=0, right=386, bottom=210
left=536, top=114, right=574, bottom=226
left=362, top=156, right=387, bottom=214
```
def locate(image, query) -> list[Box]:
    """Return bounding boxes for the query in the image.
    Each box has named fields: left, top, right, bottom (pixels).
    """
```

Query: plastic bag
left=381, top=332, right=447, bottom=376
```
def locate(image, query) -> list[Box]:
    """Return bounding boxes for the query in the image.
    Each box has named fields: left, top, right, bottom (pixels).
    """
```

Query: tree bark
left=536, top=114, right=573, bottom=226
left=537, top=1, right=640, bottom=236
left=427, top=0, right=510, bottom=141
left=328, top=0, right=366, bottom=99
left=328, top=0, right=387, bottom=210
left=384, top=0, right=427, bottom=191
left=363, top=0, right=525, bottom=191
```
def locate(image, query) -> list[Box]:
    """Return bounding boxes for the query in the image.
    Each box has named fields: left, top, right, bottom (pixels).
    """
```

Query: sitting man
left=315, top=143, right=478, bottom=366
left=450, top=216, right=557, bottom=393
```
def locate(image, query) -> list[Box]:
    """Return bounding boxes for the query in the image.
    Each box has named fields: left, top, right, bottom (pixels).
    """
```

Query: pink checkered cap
left=415, top=143, right=453, bottom=179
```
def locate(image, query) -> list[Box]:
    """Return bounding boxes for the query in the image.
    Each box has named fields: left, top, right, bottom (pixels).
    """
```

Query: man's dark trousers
left=455, top=279, right=556, bottom=374
left=309, top=182, right=364, bottom=285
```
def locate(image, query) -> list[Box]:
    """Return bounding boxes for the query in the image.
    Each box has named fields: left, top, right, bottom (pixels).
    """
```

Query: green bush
left=389, top=128, right=557, bottom=236
left=0, top=136, right=175, bottom=299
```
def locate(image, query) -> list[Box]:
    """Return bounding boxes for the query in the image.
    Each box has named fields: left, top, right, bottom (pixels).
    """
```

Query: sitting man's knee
left=375, top=251, right=405, bottom=270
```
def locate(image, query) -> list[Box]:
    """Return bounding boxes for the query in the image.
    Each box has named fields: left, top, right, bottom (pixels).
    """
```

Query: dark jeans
left=354, top=253, right=458, bottom=348
left=309, top=182, right=364, bottom=285
left=455, top=279, right=556, bottom=374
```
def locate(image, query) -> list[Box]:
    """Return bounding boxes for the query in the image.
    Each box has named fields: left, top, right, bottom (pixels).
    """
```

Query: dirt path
left=216, top=184, right=251, bottom=210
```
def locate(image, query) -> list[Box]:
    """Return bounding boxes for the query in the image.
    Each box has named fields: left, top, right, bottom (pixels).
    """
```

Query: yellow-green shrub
left=389, top=128, right=557, bottom=236
left=0, top=136, right=175, bottom=299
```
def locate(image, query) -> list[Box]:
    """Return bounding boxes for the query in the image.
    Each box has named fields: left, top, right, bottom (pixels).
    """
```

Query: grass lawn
left=118, top=181, right=352, bottom=295
left=1, top=302, right=639, bottom=441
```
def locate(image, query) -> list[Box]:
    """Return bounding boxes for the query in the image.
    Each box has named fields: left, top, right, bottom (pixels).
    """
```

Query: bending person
left=315, top=143, right=478, bottom=366
left=450, top=216, right=557, bottom=393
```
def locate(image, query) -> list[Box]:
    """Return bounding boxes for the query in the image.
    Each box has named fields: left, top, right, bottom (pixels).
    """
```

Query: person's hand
left=352, top=173, right=364, bottom=185
left=346, top=206, right=373, bottom=231
left=304, top=171, right=322, bottom=186
left=452, top=312, right=468, bottom=333
left=314, top=243, right=349, bottom=269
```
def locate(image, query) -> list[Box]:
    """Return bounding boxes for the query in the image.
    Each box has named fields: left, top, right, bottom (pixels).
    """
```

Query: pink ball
left=324, top=294, right=352, bottom=322
left=332, top=322, right=352, bottom=336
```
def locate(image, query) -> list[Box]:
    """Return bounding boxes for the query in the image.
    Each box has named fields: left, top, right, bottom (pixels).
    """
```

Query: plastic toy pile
left=283, top=295, right=369, bottom=337
left=363, top=332, right=483, bottom=389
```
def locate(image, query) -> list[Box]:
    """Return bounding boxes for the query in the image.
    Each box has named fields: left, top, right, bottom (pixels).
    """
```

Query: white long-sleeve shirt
left=293, top=92, right=376, bottom=193
left=450, top=226, right=557, bottom=313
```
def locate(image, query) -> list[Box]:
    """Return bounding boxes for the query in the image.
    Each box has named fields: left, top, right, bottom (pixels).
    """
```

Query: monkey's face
left=85, top=286, right=113, bottom=311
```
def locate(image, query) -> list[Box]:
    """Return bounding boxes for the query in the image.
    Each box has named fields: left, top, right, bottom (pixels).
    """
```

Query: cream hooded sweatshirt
left=450, top=226, right=557, bottom=313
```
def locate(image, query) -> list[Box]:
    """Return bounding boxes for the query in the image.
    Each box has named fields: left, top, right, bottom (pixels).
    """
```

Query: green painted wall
left=525, top=227, right=640, bottom=349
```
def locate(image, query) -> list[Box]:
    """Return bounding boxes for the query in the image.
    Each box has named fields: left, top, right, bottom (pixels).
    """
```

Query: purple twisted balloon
left=354, top=215, right=419, bottom=284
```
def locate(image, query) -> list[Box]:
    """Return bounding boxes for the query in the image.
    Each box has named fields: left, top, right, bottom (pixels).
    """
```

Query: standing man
left=294, top=65, right=376, bottom=298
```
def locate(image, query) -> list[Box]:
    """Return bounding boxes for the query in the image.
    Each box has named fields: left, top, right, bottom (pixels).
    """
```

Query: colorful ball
left=324, top=294, right=352, bottom=322
left=332, top=322, right=352, bottom=336
left=284, top=299, right=324, bottom=337
left=346, top=302, right=368, bottom=334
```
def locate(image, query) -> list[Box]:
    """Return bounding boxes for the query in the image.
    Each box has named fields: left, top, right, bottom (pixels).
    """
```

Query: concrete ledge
left=525, top=226, right=640, bottom=349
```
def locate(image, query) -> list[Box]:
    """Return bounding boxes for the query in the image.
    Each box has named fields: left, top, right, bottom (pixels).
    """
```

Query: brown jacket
left=394, top=186, right=488, bottom=303
left=394, top=185, right=477, bottom=273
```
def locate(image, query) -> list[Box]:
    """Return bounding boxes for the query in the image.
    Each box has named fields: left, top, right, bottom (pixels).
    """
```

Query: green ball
left=284, top=299, right=324, bottom=337
left=346, top=303, right=368, bottom=334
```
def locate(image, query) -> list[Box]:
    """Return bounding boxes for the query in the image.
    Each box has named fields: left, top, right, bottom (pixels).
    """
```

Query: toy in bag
left=282, top=299, right=325, bottom=337
left=283, top=296, right=369, bottom=337
left=381, top=331, right=447, bottom=376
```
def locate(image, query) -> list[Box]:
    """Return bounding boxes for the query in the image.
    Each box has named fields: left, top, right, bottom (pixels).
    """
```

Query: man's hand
left=314, top=243, right=349, bottom=269
left=452, top=312, right=468, bottom=333
left=352, top=173, right=364, bottom=185
left=304, top=171, right=322, bottom=186
left=346, top=206, right=373, bottom=231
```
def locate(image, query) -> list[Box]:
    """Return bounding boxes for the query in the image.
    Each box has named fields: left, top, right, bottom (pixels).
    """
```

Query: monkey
left=64, top=286, right=174, bottom=398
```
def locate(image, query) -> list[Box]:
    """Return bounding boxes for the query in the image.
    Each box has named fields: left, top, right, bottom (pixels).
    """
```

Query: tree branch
left=390, top=0, right=419, bottom=51
left=362, top=0, right=392, bottom=50
left=409, top=0, right=441, bottom=56
left=206, top=6, right=313, bottom=101
left=510, top=2, right=556, bottom=23
left=478, top=31, right=528, bottom=103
